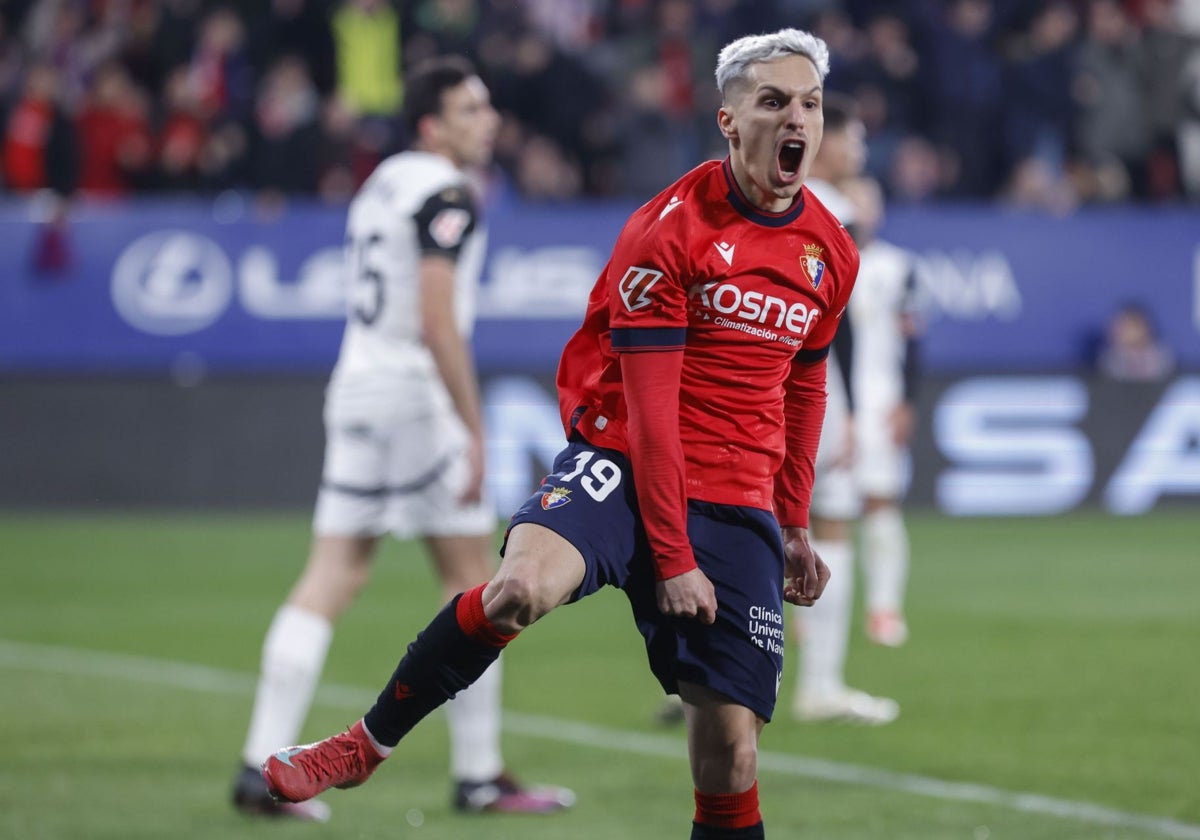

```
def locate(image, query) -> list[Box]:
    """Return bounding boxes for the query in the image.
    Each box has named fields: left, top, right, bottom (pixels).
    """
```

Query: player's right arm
left=608, top=212, right=717, bottom=624
left=621, top=349, right=717, bottom=624
left=415, top=186, right=485, bottom=503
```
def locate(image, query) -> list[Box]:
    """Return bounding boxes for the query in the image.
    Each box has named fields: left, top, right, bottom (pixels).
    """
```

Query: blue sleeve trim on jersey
left=795, top=344, right=831, bottom=363
left=611, top=326, right=687, bottom=351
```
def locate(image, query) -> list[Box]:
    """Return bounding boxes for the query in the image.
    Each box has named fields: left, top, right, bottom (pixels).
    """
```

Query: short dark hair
left=822, top=91, right=860, bottom=135
left=402, top=55, right=477, bottom=138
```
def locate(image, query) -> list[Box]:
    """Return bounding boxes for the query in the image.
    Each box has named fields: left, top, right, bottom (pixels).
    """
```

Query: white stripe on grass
left=3, top=638, right=1198, bottom=840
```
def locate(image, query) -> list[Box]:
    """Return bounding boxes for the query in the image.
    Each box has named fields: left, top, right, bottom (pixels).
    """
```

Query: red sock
left=694, top=781, right=762, bottom=829
left=455, top=583, right=518, bottom=648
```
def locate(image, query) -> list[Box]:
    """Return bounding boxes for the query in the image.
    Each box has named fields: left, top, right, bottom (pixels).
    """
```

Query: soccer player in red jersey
left=262, top=28, right=859, bottom=839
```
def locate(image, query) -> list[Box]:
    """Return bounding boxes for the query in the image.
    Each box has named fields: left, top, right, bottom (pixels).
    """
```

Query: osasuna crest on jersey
left=800, top=244, right=826, bottom=290
left=541, top=486, right=572, bottom=510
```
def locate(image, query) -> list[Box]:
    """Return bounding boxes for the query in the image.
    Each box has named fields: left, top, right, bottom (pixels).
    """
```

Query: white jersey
left=329, top=151, right=487, bottom=391
left=803, top=176, right=853, bottom=400
left=849, top=238, right=916, bottom=413
left=804, top=177, right=856, bottom=229
left=315, top=150, right=496, bottom=539
left=805, top=176, right=861, bottom=520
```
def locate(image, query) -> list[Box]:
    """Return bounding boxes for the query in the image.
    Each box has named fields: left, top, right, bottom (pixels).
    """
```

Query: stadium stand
left=1, top=0, right=1198, bottom=207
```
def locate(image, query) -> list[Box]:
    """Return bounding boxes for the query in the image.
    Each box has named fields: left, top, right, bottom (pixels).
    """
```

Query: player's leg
left=239, top=534, right=377, bottom=773
left=403, top=400, right=575, bottom=813
left=794, top=512, right=854, bottom=710
left=426, top=531, right=575, bottom=813
left=426, top=533, right=504, bottom=787
left=862, top=494, right=910, bottom=647
left=233, top=536, right=377, bottom=821
left=791, top=376, right=896, bottom=723
left=680, top=683, right=766, bottom=839
left=790, top=361, right=854, bottom=678
left=234, top=397, right=388, bottom=820
left=856, top=411, right=911, bottom=647
left=261, top=524, right=587, bottom=804
left=654, top=506, right=784, bottom=839
left=233, top=543, right=353, bottom=821
left=795, top=509, right=897, bottom=724
left=262, top=436, right=631, bottom=804
left=793, top=424, right=897, bottom=724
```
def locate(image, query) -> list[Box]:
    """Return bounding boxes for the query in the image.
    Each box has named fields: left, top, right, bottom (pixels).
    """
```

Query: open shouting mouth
left=778, top=138, right=806, bottom=183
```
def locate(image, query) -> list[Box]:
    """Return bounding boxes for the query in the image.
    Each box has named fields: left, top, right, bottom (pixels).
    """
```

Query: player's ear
left=418, top=112, right=444, bottom=147
left=717, top=106, right=737, bottom=142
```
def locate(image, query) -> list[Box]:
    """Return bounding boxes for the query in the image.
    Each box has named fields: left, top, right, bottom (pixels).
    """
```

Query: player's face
left=436, top=76, right=499, bottom=169
left=718, top=54, right=824, bottom=213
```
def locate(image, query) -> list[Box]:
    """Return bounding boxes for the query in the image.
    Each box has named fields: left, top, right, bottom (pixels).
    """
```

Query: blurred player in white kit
left=843, top=174, right=921, bottom=652
left=231, top=55, right=573, bottom=820
left=791, top=93, right=916, bottom=725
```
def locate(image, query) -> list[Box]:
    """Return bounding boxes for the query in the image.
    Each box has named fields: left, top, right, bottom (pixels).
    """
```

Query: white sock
left=358, top=719, right=392, bottom=757
left=862, top=507, right=910, bottom=615
left=795, top=538, right=853, bottom=699
left=445, top=659, right=503, bottom=783
left=241, top=605, right=333, bottom=767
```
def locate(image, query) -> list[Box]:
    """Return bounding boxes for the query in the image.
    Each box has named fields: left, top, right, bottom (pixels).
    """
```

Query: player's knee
left=706, top=740, right=757, bottom=788
left=693, top=738, right=758, bottom=791
left=483, top=570, right=551, bottom=632
left=729, top=741, right=759, bottom=786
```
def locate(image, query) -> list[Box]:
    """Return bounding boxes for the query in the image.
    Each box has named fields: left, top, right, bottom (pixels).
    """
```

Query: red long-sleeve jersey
left=555, top=158, right=859, bottom=579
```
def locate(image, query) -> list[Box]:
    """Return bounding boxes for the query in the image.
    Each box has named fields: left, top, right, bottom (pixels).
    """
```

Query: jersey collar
left=721, top=157, right=805, bottom=228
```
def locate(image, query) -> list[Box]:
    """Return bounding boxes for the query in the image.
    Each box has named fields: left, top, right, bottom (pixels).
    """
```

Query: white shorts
left=854, top=402, right=911, bottom=500
left=312, top=376, right=496, bottom=539
left=809, top=359, right=862, bottom=522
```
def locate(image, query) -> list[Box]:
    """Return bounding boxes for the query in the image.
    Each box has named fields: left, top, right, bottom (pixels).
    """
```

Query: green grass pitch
left=1, top=510, right=1197, bottom=839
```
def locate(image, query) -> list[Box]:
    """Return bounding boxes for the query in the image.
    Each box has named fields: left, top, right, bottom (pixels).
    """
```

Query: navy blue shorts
left=505, top=437, right=786, bottom=721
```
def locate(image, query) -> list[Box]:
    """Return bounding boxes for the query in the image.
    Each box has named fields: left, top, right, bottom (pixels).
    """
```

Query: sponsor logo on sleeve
left=429, top=207, right=472, bottom=249
left=618, top=266, right=664, bottom=312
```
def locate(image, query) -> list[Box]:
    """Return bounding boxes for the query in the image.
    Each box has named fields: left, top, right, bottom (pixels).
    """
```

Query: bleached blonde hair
left=714, top=28, right=830, bottom=99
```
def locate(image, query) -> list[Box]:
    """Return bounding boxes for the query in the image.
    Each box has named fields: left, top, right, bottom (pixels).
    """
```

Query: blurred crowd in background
left=2, top=0, right=1200, bottom=210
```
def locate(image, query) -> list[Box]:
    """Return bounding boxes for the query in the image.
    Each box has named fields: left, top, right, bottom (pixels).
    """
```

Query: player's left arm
left=782, top=524, right=829, bottom=606
left=776, top=347, right=829, bottom=606
left=416, top=187, right=485, bottom=503
left=621, top=349, right=718, bottom=624
left=775, top=237, right=859, bottom=605
left=608, top=220, right=717, bottom=623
